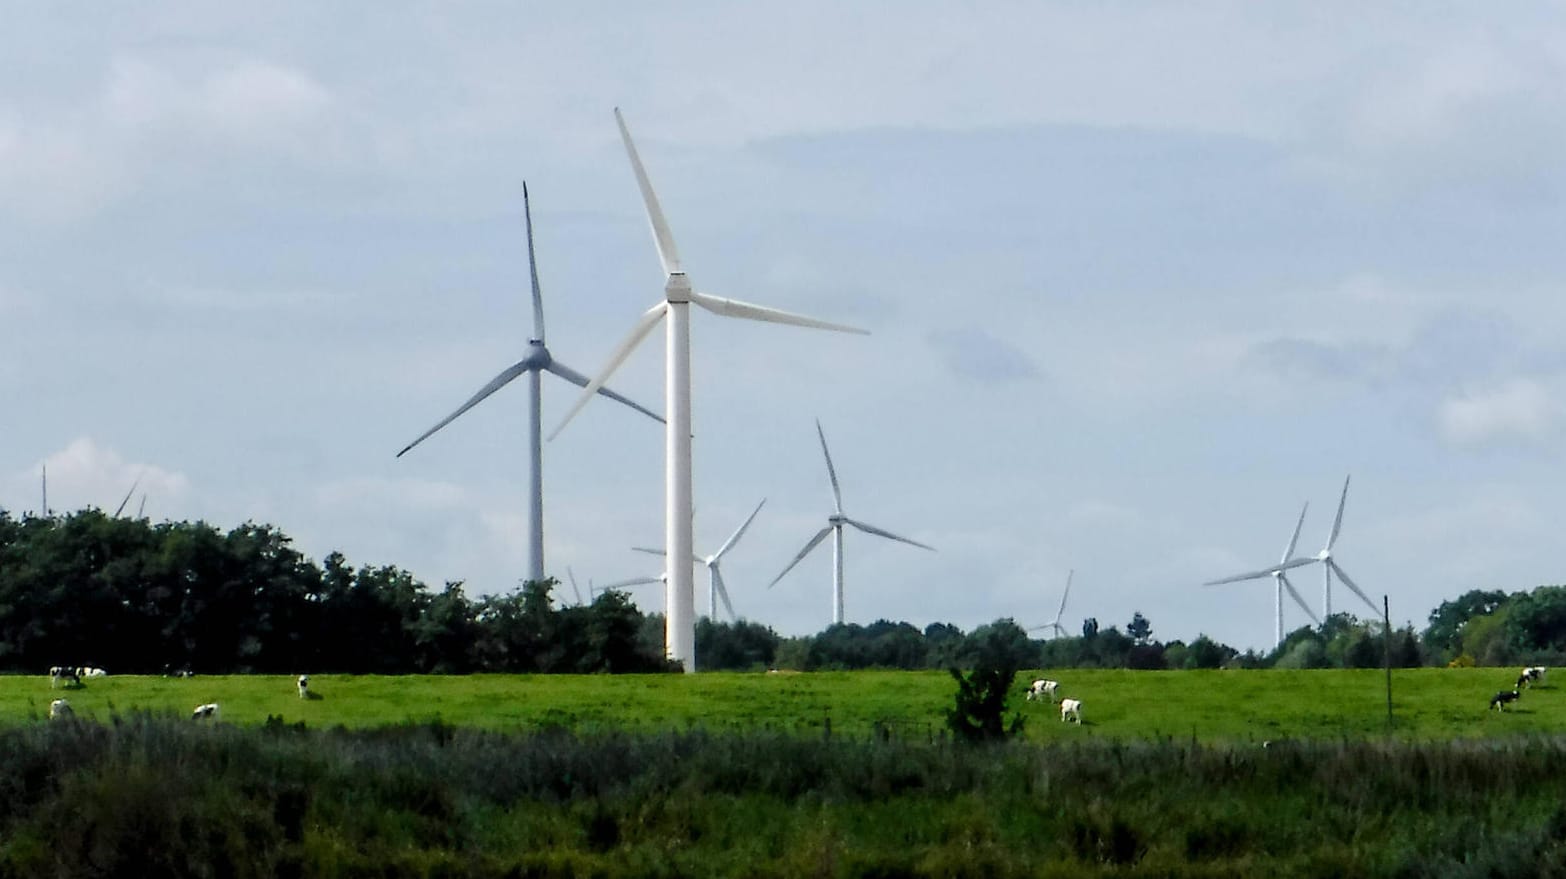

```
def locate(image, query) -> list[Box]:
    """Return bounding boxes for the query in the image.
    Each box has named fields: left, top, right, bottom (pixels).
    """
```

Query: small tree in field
left=945, top=626, right=1026, bottom=744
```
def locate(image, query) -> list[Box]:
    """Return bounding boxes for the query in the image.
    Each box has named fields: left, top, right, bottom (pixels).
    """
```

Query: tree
left=1424, top=589, right=1510, bottom=660
left=1127, top=612, right=1153, bottom=645
left=945, top=625, right=1026, bottom=744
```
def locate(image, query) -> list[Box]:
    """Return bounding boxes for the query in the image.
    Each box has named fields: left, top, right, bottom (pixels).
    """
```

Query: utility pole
left=1383, top=594, right=1393, bottom=729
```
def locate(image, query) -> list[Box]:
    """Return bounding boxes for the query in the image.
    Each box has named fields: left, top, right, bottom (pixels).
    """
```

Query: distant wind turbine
left=1029, top=570, right=1074, bottom=639
left=1315, top=475, right=1378, bottom=617
left=634, top=499, right=766, bottom=622
left=40, top=464, right=47, bottom=517
left=768, top=420, right=935, bottom=626
left=549, top=109, right=866, bottom=671
left=397, top=183, right=662, bottom=586
left=1204, top=502, right=1321, bottom=649
left=113, top=474, right=143, bottom=518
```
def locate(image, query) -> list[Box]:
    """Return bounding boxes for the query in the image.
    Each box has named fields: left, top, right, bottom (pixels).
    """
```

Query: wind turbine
left=1203, top=502, right=1321, bottom=649
left=397, top=183, right=662, bottom=586
left=1316, top=475, right=1378, bottom=617
left=549, top=109, right=866, bottom=671
left=768, top=420, right=935, bottom=626
left=1029, top=570, right=1074, bottom=639
left=634, top=498, right=766, bottom=622
left=112, top=474, right=142, bottom=518
left=40, top=464, right=47, bottom=517
left=565, top=567, right=586, bottom=607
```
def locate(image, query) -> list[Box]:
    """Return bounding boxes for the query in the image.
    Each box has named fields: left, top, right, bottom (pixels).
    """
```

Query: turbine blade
left=816, top=420, right=843, bottom=512
left=523, top=182, right=546, bottom=343
left=1278, top=572, right=1321, bottom=625
left=1204, top=566, right=1278, bottom=586
left=689, top=290, right=868, bottom=335
left=768, top=526, right=833, bottom=588
left=1282, top=502, right=1309, bottom=563
left=712, top=498, right=767, bottom=561
left=614, top=108, right=682, bottom=276
left=548, top=302, right=668, bottom=441
left=398, top=361, right=530, bottom=457
left=1328, top=474, right=1351, bottom=552
left=713, top=567, right=738, bottom=622
left=545, top=360, right=664, bottom=423
left=1055, top=570, right=1073, bottom=620
left=566, top=566, right=584, bottom=605
left=113, top=474, right=142, bottom=518
left=631, top=546, right=666, bottom=556
left=600, top=575, right=664, bottom=590
left=1328, top=560, right=1380, bottom=614
left=844, top=517, right=935, bottom=551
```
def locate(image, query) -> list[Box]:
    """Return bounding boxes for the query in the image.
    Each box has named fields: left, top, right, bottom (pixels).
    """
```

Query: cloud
left=926, top=328, right=1040, bottom=384
left=9, top=437, right=191, bottom=516
left=1438, top=378, right=1558, bottom=447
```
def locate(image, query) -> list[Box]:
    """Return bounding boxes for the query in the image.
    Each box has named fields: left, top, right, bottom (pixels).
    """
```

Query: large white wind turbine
left=634, top=499, right=767, bottom=622
left=397, top=183, right=662, bottom=586
left=768, top=420, right=935, bottom=626
left=1315, top=475, right=1378, bottom=617
left=1029, top=570, right=1074, bottom=639
left=549, top=109, right=866, bottom=671
left=1204, top=503, right=1321, bottom=648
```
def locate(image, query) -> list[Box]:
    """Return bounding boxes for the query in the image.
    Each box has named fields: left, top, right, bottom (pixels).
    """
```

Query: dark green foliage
left=945, top=624, right=1025, bottom=744
left=9, top=717, right=1566, bottom=876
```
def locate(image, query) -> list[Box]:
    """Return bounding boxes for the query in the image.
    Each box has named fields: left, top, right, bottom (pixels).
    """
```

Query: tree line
left=0, top=508, right=1561, bottom=673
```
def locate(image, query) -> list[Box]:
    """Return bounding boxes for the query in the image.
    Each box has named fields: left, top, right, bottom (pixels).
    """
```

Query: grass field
left=14, top=667, right=1562, bottom=741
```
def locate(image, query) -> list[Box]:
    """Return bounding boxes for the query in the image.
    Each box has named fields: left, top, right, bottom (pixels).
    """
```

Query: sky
left=4, top=3, right=1566, bottom=653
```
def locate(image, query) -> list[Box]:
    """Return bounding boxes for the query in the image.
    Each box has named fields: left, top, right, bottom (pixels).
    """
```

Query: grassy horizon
left=11, top=667, right=1559, bottom=742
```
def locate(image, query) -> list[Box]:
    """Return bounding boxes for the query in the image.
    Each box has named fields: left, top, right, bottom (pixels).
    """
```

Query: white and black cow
left=1026, top=679, right=1059, bottom=703
left=48, top=666, right=81, bottom=689
left=191, top=703, right=221, bottom=721
left=1490, top=690, right=1520, bottom=712
left=297, top=675, right=310, bottom=699
left=48, top=698, right=72, bottom=720
left=1060, top=698, right=1083, bottom=724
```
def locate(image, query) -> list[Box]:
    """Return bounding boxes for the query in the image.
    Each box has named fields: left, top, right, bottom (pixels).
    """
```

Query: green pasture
left=12, top=667, right=1560, bottom=741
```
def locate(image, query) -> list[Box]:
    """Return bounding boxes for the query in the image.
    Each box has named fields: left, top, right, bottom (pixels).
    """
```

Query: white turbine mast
left=1204, top=502, right=1321, bottom=649
left=1316, top=474, right=1378, bottom=618
left=396, top=183, right=663, bottom=586
left=549, top=109, right=866, bottom=672
left=1029, top=569, right=1074, bottom=639
left=634, top=498, right=766, bottom=622
left=768, top=419, right=935, bottom=627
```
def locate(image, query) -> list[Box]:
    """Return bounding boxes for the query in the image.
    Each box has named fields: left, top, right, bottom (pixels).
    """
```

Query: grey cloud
left=926, top=328, right=1040, bottom=384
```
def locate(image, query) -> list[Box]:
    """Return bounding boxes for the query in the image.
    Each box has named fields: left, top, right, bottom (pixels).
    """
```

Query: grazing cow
left=48, top=698, right=71, bottom=720
left=49, top=667, right=80, bottom=689
left=1026, top=679, right=1059, bottom=703
left=297, top=675, right=310, bottom=699
left=79, top=667, right=107, bottom=678
left=191, top=703, right=221, bottom=721
left=1521, top=666, right=1547, bottom=687
left=1490, top=690, right=1520, bottom=711
left=1060, top=698, right=1083, bottom=724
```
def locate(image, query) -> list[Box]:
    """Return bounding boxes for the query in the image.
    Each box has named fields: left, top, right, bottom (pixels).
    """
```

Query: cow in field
left=1490, top=690, right=1520, bottom=712
left=192, top=703, right=221, bottom=721
left=48, top=699, right=72, bottom=720
left=1060, top=698, right=1083, bottom=724
left=48, top=667, right=80, bottom=689
left=1026, top=679, right=1059, bottom=703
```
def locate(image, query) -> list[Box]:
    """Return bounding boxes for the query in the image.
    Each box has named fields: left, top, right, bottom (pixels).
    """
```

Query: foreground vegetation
left=13, top=667, right=1566, bottom=743
left=4, top=714, right=1566, bottom=878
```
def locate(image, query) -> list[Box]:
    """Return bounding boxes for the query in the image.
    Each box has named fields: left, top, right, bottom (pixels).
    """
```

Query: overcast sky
left=5, top=3, right=1566, bottom=652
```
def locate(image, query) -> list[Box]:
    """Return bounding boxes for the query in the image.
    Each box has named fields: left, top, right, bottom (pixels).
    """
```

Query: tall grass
left=4, top=714, right=1566, bottom=876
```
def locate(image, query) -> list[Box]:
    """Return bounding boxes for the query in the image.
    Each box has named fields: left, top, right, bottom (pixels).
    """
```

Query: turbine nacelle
left=664, top=272, right=693, bottom=303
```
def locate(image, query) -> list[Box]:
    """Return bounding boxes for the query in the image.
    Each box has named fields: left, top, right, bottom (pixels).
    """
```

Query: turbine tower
left=549, top=109, right=865, bottom=671
left=397, top=183, right=662, bottom=586
left=1029, top=570, right=1074, bottom=639
left=1204, top=502, right=1321, bottom=648
left=768, top=420, right=935, bottom=626
left=634, top=498, right=767, bottom=621
left=1316, top=474, right=1378, bottom=617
